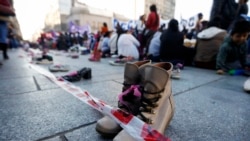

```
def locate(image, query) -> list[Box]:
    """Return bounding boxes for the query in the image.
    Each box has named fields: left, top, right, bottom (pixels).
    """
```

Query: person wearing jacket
left=101, top=22, right=108, bottom=35
left=101, top=31, right=111, bottom=58
left=117, top=26, right=140, bottom=60
left=160, top=19, right=184, bottom=64
left=0, top=0, right=15, bottom=63
left=146, top=4, right=159, bottom=32
left=140, top=4, right=160, bottom=60
left=160, top=19, right=185, bottom=79
left=147, top=25, right=165, bottom=62
left=210, top=0, right=248, bottom=31
left=216, top=20, right=250, bottom=74
left=194, top=17, right=227, bottom=69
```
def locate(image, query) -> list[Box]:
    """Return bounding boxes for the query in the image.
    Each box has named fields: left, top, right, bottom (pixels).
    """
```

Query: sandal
left=49, top=64, right=70, bottom=72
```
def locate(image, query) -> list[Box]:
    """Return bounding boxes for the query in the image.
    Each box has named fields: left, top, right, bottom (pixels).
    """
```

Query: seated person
left=160, top=19, right=185, bottom=66
left=147, top=25, right=164, bottom=62
left=194, top=17, right=227, bottom=69
left=116, top=26, right=140, bottom=62
left=108, top=32, right=118, bottom=55
left=216, top=20, right=250, bottom=74
left=160, top=19, right=185, bottom=79
left=101, top=31, right=111, bottom=58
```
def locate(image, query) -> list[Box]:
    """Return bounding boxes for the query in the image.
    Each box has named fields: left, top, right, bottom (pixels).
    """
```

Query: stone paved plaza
left=0, top=49, right=249, bottom=141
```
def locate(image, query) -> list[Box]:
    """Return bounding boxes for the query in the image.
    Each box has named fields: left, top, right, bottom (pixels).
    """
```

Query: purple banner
left=68, top=21, right=91, bottom=34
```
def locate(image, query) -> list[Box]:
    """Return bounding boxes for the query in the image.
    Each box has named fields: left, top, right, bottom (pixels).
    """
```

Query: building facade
left=43, top=0, right=72, bottom=32
left=144, top=0, right=176, bottom=20
left=43, top=0, right=129, bottom=33
left=36, top=0, right=176, bottom=40
left=68, top=2, right=129, bottom=33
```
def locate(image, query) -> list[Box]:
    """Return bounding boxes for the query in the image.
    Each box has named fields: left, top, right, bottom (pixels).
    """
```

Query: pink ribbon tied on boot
left=118, top=85, right=142, bottom=114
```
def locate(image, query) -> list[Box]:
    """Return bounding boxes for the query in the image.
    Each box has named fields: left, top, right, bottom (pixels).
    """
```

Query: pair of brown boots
left=96, top=60, right=175, bottom=140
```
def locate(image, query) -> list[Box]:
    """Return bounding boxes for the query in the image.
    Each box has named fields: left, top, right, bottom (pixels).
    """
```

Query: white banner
left=179, top=15, right=198, bottom=30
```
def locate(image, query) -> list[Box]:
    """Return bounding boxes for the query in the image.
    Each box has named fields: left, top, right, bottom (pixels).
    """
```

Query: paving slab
left=34, top=75, right=59, bottom=90
left=171, top=67, right=226, bottom=95
left=208, top=75, right=247, bottom=92
left=0, top=77, right=37, bottom=95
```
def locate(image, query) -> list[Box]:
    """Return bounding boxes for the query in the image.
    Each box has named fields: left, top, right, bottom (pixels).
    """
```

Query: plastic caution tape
left=26, top=51, right=171, bottom=141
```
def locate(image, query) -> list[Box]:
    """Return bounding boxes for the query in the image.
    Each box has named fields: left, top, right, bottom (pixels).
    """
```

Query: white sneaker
left=243, top=77, right=250, bottom=92
left=171, top=68, right=181, bottom=79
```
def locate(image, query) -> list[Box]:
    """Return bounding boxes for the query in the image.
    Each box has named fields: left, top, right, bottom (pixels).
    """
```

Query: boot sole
left=164, top=94, right=175, bottom=130
left=95, top=125, right=121, bottom=138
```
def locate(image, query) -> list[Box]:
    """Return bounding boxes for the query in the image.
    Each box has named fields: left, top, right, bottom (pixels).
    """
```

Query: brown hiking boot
left=95, top=60, right=151, bottom=137
left=113, top=62, right=175, bottom=141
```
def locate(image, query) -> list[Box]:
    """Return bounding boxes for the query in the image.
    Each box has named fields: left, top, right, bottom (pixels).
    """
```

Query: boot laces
left=138, top=87, right=164, bottom=124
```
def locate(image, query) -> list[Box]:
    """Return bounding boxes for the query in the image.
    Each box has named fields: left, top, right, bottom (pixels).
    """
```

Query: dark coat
left=210, top=0, right=239, bottom=30
left=160, top=30, right=184, bottom=61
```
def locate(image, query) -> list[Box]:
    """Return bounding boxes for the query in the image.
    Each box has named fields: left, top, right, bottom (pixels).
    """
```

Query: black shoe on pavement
left=61, top=71, right=81, bottom=82
left=78, top=67, right=92, bottom=79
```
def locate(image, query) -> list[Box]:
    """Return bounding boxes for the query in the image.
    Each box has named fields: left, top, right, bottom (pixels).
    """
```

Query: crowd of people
left=84, top=1, right=250, bottom=78
left=1, top=1, right=250, bottom=78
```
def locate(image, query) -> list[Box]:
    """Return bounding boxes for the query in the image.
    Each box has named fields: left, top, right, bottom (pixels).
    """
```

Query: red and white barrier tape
left=25, top=49, right=171, bottom=141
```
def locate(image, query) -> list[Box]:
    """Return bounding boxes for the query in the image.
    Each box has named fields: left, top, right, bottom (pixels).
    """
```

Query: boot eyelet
left=147, top=119, right=153, bottom=124
left=151, top=103, right=158, bottom=107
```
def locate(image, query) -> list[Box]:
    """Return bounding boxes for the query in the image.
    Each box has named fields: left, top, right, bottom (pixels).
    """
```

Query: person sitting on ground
left=216, top=20, right=250, bottom=74
left=112, top=23, right=124, bottom=56
left=108, top=31, right=118, bottom=56
left=101, top=31, right=111, bottom=58
left=116, top=26, right=140, bottom=63
left=146, top=24, right=165, bottom=62
left=194, top=16, right=227, bottom=69
left=160, top=19, right=185, bottom=79
left=82, top=31, right=88, bottom=47
left=160, top=19, right=185, bottom=65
